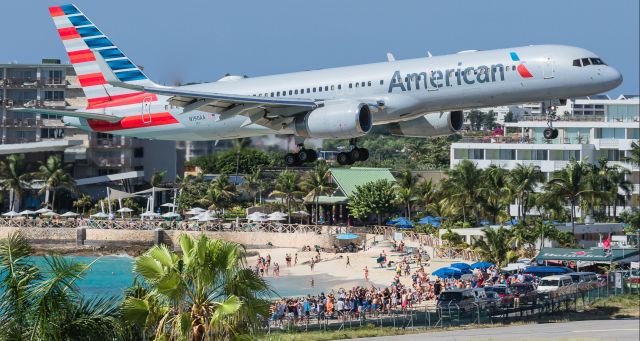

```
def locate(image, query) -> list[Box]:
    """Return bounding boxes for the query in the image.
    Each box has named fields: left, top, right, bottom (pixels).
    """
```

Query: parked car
left=536, top=275, right=575, bottom=297
left=568, top=272, right=598, bottom=291
left=484, top=290, right=503, bottom=308
left=509, top=283, right=538, bottom=305
left=471, top=287, right=489, bottom=309
left=437, top=289, right=476, bottom=312
left=484, top=285, right=514, bottom=307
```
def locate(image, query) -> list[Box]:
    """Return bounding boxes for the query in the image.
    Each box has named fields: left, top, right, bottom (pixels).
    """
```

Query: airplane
left=21, top=4, right=623, bottom=166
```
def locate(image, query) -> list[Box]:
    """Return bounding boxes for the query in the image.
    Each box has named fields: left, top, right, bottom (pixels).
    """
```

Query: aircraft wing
left=12, top=108, right=122, bottom=123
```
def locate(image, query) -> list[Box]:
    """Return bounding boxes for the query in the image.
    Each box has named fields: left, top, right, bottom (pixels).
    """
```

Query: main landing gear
left=336, top=139, right=369, bottom=166
left=543, top=104, right=560, bottom=140
left=284, top=145, right=318, bottom=167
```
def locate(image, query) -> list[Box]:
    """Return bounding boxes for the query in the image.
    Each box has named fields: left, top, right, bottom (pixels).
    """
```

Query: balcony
left=42, top=100, right=67, bottom=108
left=3, top=78, right=40, bottom=88
left=91, top=139, right=131, bottom=148
left=1, top=118, right=38, bottom=127
left=94, top=157, right=125, bottom=167
left=521, top=115, right=605, bottom=122
left=42, top=78, right=66, bottom=87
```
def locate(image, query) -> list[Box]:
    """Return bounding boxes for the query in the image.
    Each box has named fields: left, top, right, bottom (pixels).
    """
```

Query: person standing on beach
left=310, top=259, right=315, bottom=271
left=363, top=266, right=369, bottom=281
left=294, top=253, right=298, bottom=266
left=346, top=256, right=351, bottom=268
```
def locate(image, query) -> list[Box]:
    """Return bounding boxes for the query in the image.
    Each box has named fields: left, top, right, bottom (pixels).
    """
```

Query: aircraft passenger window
left=338, top=84, right=342, bottom=90
left=355, top=83, right=359, bottom=88
left=318, top=87, right=322, bottom=92
left=349, top=83, right=353, bottom=88
left=276, top=92, right=280, bottom=96
left=282, top=91, right=286, bottom=96
left=294, top=90, right=298, bottom=94
left=289, top=90, right=293, bottom=95
left=270, top=92, right=274, bottom=97
left=330, top=85, right=334, bottom=90
left=313, top=88, right=316, bottom=92
left=361, top=81, right=365, bottom=87
left=380, top=80, right=384, bottom=85
left=367, top=81, right=371, bottom=86
left=306, top=88, right=310, bottom=93
left=582, top=58, right=591, bottom=66
left=573, top=59, right=581, bottom=67
left=325, top=86, right=329, bottom=91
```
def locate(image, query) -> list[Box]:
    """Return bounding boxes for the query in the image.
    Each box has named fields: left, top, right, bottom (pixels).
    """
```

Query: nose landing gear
left=543, top=104, right=559, bottom=140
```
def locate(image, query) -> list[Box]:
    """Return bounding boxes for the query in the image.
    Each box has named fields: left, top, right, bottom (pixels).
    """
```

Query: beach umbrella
left=250, top=216, right=268, bottom=222
left=42, top=211, right=59, bottom=217
left=197, top=213, right=216, bottom=222
left=2, top=210, right=20, bottom=217
left=470, top=261, right=495, bottom=270
left=450, top=262, right=471, bottom=271
left=431, top=267, right=463, bottom=278
left=19, top=210, right=36, bottom=216
left=162, top=212, right=181, bottom=218
left=60, top=211, right=79, bottom=217
left=185, top=207, right=206, bottom=215
left=141, top=211, right=161, bottom=219
left=35, top=208, right=52, bottom=214
left=161, top=203, right=177, bottom=208
left=268, top=211, right=287, bottom=218
left=391, top=217, right=414, bottom=229
left=90, top=212, right=108, bottom=219
left=335, top=233, right=359, bottom=240
left=117, top=207, right=134, bottom=213
left=292, top=210, right=309, bottom=216
left=386, top=217, right=401, bottom=225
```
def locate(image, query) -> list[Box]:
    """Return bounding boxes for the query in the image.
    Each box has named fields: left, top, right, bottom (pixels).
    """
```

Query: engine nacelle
left=293, top=101, right=373, bottom=139
left=386, top=111, right=463, bottom=137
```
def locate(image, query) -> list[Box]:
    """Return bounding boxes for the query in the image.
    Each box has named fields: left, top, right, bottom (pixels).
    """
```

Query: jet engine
left=293, top=101, right=373, bottom=139
left=385, top=110, right=463, bottom=137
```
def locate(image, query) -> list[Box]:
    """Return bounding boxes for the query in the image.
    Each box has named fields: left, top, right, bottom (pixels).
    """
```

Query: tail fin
left=49, top=4, right=158, bottom=110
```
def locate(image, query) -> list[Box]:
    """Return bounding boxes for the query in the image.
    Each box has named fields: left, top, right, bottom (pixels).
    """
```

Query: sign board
left=614, top=272, right=623, bottom=289
left=394, top=232, right=403, bottom=241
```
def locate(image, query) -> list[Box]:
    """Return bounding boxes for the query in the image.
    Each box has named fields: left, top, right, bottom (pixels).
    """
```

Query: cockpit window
left=581, top=58, right=591, bottom=66
left=573, top=59, right=581, bottom=67
left=590, top=58, right=606, bottom=65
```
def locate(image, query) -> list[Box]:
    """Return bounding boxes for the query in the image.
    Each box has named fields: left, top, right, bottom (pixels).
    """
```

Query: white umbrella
left=19, top=210, right=36, bottom=215
left=161, top=203, right=177, bottom=208
left=162, top=212, right=181, bottom=218
left=42, top=211, right=60, bottom=217
left=60, top=211, right=80, bottom=217
left=268, top=215, right=286, bottom=221
left=185, top=207, right=206, bottom=215
left=141, top=211, right=161, bottom=219
left=35, top=208, right=52, bottom=214
left=292, top=210, right=310, bottom=216
left=117, top=207, right=134, bottom=213
left=2, top=210, right=20, bottom=217
left=250, top=216, right=268, bottom=222
left=198, top=213, right=216, bottom=222
left=90, top=212, right=108, bottom=219
left=247, top=212, right=267, bottom=218
left=268, top=212, right=287, bottom=220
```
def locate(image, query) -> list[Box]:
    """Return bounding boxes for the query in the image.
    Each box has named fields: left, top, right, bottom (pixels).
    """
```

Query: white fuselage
left=69, top=44, right=622, bottom=140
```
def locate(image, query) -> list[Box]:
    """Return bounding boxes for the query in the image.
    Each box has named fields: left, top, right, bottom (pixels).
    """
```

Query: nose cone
left=604, top=66, right=623, bottom=89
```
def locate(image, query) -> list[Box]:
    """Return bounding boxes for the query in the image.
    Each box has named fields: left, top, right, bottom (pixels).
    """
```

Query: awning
left=535, top=247, right=639, bottom=263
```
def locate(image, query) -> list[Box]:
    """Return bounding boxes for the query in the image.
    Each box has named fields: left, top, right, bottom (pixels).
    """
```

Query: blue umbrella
left=503, top=218, right=518, bottom=226
left=335, top=233, right=358, bottom=240
left=386, top=217, right=401, bottom=226
left=480, top=219, right=490, bottom=226
left=450, top=262, right=471, bottom=270
left=432, top=267, right=462, bottom=278
left=470, top=261, right=495, bottom=270
left=392, top=217, right=414, bottom=228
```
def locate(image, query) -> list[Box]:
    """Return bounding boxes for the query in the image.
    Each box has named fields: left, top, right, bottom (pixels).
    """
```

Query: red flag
left=603, top=234, right=611, bottom=250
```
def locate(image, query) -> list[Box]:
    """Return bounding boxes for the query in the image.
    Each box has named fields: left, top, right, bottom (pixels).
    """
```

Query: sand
left=246, top=237, right=457, bottom=297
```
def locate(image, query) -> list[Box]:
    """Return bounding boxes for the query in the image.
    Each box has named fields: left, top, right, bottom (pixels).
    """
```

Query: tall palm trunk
left=570, top=201, right=576, bottom=234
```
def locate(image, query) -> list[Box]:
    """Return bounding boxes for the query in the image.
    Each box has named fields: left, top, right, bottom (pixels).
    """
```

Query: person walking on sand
left=346, top=256, right=351, bottom=268
left=363, top=266, right=369, bottom=281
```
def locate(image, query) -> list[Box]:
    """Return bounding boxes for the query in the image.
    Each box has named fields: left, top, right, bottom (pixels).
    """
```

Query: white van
left=536, top=275, right=574, bottom=294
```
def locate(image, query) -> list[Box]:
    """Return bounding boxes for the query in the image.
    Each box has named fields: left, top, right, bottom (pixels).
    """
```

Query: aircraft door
left=543, top=58, right=555, bottom=79
left=142, top=96, right=152, bottom=124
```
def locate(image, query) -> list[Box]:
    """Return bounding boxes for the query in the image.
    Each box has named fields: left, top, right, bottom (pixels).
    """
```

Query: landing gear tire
left=284, top=153, right=298, bottom=167
left=337, top=152, right=353, bottom=166
left=543, top=127, right=558, bottom=140
left=349, top=148, right=364, bottom=162
left=359, top=148, right=369, bottom=161
left=297, top=149, right=312, bottom=163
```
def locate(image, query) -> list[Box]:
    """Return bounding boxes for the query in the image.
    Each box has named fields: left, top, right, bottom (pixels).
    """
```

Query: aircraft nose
left=605, top=66, right=623, bottom=88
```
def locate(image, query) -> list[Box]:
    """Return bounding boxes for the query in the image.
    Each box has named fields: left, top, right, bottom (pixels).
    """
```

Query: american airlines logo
left=388, top=52, right=532, bottom=93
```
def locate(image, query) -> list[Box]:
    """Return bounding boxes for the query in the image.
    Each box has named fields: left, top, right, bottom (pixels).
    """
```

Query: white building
left=451, top=95, right=640, bottom=217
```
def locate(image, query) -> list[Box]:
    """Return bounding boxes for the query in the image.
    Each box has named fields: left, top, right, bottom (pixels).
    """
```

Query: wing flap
left=13, top=108, right=123, bottom=123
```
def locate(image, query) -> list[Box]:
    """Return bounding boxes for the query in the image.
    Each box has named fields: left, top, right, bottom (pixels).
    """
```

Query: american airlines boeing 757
left=21, top=4, right=623, bottom=166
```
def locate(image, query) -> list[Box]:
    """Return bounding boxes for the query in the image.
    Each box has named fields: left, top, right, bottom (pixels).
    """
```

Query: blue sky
left=4, top=0, right=639, bottom=95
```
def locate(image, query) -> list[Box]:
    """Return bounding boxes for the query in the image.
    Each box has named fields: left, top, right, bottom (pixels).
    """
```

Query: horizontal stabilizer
left=13, top=108, right=122, bottom=123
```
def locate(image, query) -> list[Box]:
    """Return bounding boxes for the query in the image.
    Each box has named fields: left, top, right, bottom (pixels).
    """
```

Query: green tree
left=348, top=179, right=397, bottom=225
left=122, top=234, right=272, bottom=340
left=479, top=165, right=511, bottom=224
left=72, top=194, right=93, bottom=215
left=242, top=166, right=264, bottom=205
left=546, top=161, right=592, bottom=234
left=441, top=228, right=466, bottom=247
left=0, top=154, right=32, bottom=211
left=504, top=111, right=517, bottom=123
left=36, top=155, right=77, bottom=210
left=302, top=161, right=334, bottom=224
left=482, top=110, right=497, bottom=130
left=508, top=164, right=543, bottom=224
left=472, top=227, right=514, bottom=266
left=622, top=141, right=640, bottom=167
left=202, top=174, right=236, bottom=211
left=0, top=232, right=121, bottom=340
left=441, top=160, right=483, bottom=224
left=468, top=110, right=484, bottom=131
left=149, top=170, right=167, bottom=187
left=176, top=176, right=209, bottom=211
left=270, top=170, right=304, bottom=223
left=606, top=165, right=632, bottom=219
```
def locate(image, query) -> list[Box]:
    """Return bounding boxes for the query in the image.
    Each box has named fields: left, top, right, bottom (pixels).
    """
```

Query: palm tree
left=73, top=194, right=93, bottom=215
left=302, top=161, right=334, bottom=224
left=479, top=165, right=511, bottom=224
left=36, top=155, right=76, bottom=210
left=441, top=160, right=483, bottom=224
left=0, top=232, right=121, bottom=340
left=472, top=227, right=514, bottom=267
left=507, top=164, right=543, bottom=224
left=546, top=161, right=592, bottom=234
left=606, top=165, right=632, bottom=219
left=622, top=141, right=640, bottom=167
left=395, top=187, right=414, bottom=220
left=204, top=174, right=236, bottom=212
left=397, top=169, right=419, bottom=190
left=149, top=170, right=166, bottom=187
left=0, top=154, right=32, bottom=211
left=270, top=171, right=304, bottom=223
left=242, top=166, right=264, bottom=205
left=122, top=234, right=272, bottom=340
left=416, top=178, right=438, bottom=214
left=232, top=138, right=251, bottom=178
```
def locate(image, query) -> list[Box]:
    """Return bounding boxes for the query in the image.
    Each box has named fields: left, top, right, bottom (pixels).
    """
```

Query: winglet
left=386, top=52, right=395, bottom=62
